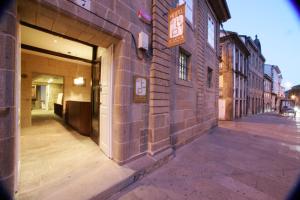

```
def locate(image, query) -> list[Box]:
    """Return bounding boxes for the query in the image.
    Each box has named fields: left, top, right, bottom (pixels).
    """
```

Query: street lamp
left=291, top=95, right=296, bottom=100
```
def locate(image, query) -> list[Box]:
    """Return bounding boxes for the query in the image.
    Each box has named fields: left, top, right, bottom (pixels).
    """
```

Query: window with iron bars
left=179, top=50, right=189, bottom=80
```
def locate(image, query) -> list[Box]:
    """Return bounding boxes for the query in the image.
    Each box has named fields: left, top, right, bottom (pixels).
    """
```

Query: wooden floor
left=18, top=110, right=133, bottom=200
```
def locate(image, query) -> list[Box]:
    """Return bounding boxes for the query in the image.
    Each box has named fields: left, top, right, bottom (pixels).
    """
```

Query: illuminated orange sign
left=168, top=4, right=186, bottom=47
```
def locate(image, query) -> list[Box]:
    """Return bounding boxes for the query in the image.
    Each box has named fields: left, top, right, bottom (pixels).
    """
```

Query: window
left=179, top=0, right=193, bottom=24
left=179, top=50, right=189, bottom=80
left=235, top=48, right=239, bottom=70
left=207, top=14, right=215, bottom=48
left=207, top=67, right=213, bottom=88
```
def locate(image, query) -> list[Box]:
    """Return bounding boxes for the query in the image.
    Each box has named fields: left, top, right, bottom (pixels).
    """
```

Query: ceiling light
left=54, top=39, right=57, bottom=43
left=48, top=78, right=53, bottom=83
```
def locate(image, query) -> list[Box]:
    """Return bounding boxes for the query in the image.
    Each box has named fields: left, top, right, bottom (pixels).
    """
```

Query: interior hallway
left=19, top=111, right=134, bottom=200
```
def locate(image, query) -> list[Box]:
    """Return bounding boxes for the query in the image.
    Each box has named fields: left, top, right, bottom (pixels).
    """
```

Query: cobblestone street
left=110, top=113, right=300, bottom=200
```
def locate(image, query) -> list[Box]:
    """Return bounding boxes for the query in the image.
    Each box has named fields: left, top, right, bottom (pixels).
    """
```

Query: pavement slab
left=109, top=113, right=300, bottom=200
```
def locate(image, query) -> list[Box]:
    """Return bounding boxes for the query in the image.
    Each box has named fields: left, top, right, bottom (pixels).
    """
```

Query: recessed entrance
left=18, top=20, right=114, bottom=198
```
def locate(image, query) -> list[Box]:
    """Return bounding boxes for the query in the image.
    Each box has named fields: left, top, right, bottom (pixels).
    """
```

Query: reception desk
left=65, top=101, right=91, bottom=136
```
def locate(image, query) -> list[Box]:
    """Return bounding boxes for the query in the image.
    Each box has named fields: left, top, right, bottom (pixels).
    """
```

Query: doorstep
left=16, top=148, right=174, bottom=200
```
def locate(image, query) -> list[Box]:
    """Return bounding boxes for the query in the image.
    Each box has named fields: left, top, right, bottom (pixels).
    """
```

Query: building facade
left=239, top=35, right=265, bottom=115
left=263, top=73, right=272, bottom=112
left=0, top=0, right=230, bottom=198
left=264, top=64, right=284, bottom=111
left=219, top=31, right=249, bottom=120
left=286, top=85, right=300, bottom=107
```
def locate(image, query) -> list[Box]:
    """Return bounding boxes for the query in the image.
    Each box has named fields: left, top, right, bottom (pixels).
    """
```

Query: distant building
left=286, top=85, right=300, bottom=106
left=219, top=31, right=250, bottom=120
left=239, top=35, right=265, bottom=115
left=263, top=73, right=272, bottom=112
left=279, top=86, right=286, bottom=99
left=264, top=64, right=284, bottom=111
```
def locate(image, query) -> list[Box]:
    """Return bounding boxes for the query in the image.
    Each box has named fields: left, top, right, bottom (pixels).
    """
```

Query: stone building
left=239, top=35, right=265, bottom=115
left=263, top=72, right=272, bottom=112
left=0, top=0, right=230, bottom=198
left=264, top=64, right=284, bottom=111
left=286, top=85, right=300, bottom=107
left=218, top=31, right=249, bottom=120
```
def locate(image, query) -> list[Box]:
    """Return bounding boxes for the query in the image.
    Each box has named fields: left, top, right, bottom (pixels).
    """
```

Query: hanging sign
left=168, top=4, right=186, bottom=47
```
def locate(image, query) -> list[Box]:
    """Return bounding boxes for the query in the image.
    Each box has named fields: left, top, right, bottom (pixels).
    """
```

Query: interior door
left=91, top=60, right=101, bottom=144
left=99, top=45, right=113, bottom=157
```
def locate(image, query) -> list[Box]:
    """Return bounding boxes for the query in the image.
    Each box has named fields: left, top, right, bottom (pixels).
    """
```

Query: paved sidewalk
left=109, top=113, right=300, bottom=200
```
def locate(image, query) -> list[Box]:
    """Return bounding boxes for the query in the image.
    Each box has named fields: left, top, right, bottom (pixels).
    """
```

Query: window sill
left=175, top=78, right=193, bottom=88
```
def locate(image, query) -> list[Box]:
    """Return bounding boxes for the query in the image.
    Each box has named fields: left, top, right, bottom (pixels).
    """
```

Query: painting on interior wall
left=31, top=85, right=36, bottom=100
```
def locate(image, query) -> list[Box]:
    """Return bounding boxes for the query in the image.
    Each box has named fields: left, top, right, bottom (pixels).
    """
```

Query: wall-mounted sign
left=75, top=0, right=91, bottom=10
left=168, top=4, right=186, bottom=47
left=133, top=76, right=148, bottom=103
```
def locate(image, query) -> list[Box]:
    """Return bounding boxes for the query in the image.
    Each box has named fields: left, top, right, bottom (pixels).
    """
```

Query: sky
left=223, top=0, right=300, bottom=90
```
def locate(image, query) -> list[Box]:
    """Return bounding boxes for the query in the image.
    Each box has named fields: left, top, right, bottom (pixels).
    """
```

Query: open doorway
left=18, top=21, right=114, bottom=198
left=31, top=74, right=64, bottom=123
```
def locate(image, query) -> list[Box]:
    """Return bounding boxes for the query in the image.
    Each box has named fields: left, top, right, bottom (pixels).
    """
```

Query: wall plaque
left=133, top=76, right=148, bottom=103
left=168, top=4, right=186, bottom=47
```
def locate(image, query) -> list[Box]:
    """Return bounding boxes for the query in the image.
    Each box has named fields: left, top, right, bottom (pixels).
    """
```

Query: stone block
left=57, top=0, right=77, bottom=15
left=114, top=85, right=131, bottom=105
left=0, top=12, right=16, bottom=36
left=0, top=137, right=15, bottom=177
left=115, top=69, right=132, bottom=86
left=149, top=106, right=169, bottom=115
left=0, top=35, right=15, bottom=70
left=149, top=126, right=170, bottom=143
left=148, top=137, right=170, bottom=155
left=0, top=175, right=14, bottom=199
left=131, top=104, right=142, bottom=122
left=0, top=107, right=14, bottom=139
left=113, top=122, right=131, bottom=143
left=170, top=121, right=185, bottom=134
left=0, top=70, right=14, bottom=107
left=149, top=114, right=166, bottom=128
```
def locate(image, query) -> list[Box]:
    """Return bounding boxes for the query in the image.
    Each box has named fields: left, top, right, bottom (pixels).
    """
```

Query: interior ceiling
left=21, top=25, right=93, bottom=60
left=32, top=74, right=64, bottom=84
left=21, top=49, right=91, bottom=66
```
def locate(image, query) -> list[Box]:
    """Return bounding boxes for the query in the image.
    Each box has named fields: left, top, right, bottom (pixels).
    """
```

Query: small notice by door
left=75, top=0, right=91, bottom=10
left=133, top=76, right=148, bottom=103
left=168, top=4, right=186, bottom=47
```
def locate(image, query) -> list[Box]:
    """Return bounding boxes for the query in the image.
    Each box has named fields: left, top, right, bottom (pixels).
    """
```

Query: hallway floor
left=18, top=110, right=134, bottom=200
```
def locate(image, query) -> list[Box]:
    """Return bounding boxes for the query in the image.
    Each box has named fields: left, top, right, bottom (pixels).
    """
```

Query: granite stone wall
left=0, top=0, right=17, bottom=198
